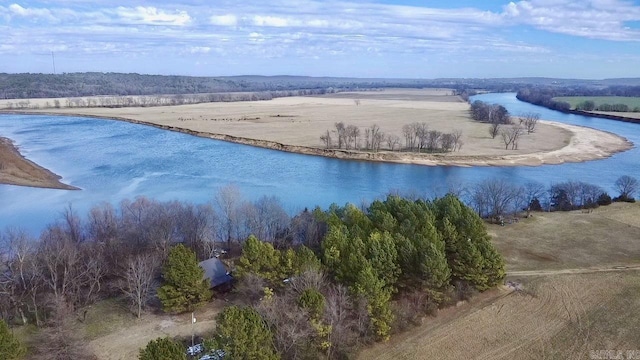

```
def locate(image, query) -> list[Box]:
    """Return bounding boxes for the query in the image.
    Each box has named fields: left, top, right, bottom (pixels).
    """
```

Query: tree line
left=2, top=89, right=339, bottom=110
left=320, top=122, right=463, bottom=153
left=575, top=100, right=640, bottom=113
left=466, top=175, right=637, bottom=222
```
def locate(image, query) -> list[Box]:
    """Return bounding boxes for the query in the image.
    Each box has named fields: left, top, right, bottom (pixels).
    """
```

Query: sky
left=1, top=0, right=640, bottom=79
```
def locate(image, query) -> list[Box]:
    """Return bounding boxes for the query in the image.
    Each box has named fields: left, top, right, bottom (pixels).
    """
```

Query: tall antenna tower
left=51, top=51, right=56, bottom=74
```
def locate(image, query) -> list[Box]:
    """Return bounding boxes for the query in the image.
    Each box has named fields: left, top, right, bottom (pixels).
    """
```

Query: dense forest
left=3, top=73, right=640, bottom=100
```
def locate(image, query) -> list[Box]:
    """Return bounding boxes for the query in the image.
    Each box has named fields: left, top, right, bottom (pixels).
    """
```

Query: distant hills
left=1, top=72, right=640, bottom=99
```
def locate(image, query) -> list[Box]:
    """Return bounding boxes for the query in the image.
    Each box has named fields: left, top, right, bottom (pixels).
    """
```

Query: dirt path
left=507, top=264, right=640, bottom=277
left=88, top=301, right=223, bottom=360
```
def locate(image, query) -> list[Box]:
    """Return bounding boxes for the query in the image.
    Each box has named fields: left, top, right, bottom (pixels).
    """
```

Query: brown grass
left=360, top=272, right=640, bottom=360
left=360, top=202, right=640, bottom=360
left=489, top=202, right=640, bottom=271
left=0, top=137, right=77, bottom=190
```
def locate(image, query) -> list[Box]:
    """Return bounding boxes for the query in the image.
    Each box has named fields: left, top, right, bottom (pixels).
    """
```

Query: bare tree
left=121, top=254, right=159, bottom=318
left=345, top=125, right=360, bottom=150
left=369, top=124, right=384, bottom=152
left=385, top=134, right=400, bottom=151
left=334, top=122, right=346, bottom=149
left=614, top=175, right=638, bottom=200
left=215, top=185, right=242, bottom=250
left=440, top=133, right=455, bottom=152
left=402, top=124, right=416, bottom=150
left=34, top=296, right=96, bottom=360
left=471, top=178, right=521, bottom=220
left=320, top=130, right=332, bottom=149
left=489, top=121, right=500, bottom=139
left=520, top=112, right=540, bottom=134
left=501, top=125, right=524, bottom=150
left=415, top=123, right=429, bottom=151
left=257, top=294, right=316, bottom=359
left=452, top=129, right=464, bottom=151
left=426, top=130, right=441, bottom=151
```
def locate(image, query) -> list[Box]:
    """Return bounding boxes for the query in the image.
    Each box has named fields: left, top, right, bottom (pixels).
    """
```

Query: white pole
left=191, top=312, right=195, bottom=347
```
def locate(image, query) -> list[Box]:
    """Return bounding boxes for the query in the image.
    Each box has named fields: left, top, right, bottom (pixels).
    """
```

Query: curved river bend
left=0, top=93, right=638, bottom=233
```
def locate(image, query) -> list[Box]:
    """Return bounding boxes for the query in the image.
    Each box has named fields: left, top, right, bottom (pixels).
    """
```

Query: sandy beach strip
left=0, top=136, right=78, bottom=190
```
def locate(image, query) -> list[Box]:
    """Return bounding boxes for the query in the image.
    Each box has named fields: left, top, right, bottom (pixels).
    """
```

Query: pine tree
left=139, top=337, right=186, bottom=360
left=237, top=235, right=283, bottom=283
left=0, top=320, right=25, bottom=360
left=157, top=244, right=212, bottom=313
left=209, top=306, right=279, bottom=360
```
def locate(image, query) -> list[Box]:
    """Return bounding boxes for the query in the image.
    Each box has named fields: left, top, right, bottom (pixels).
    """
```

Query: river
left=0, top=93, right=638, bottom=233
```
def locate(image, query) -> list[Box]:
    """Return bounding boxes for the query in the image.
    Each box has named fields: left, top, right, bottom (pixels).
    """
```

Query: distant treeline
left=516, top=86, right=640, bottom=112
left=6, top=73, right=640, bottom=100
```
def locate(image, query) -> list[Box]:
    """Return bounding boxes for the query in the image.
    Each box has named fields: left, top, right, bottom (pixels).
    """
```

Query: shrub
left=597, top=193, right=612, bottom=206
left=139, top=337, right=186, bottom=360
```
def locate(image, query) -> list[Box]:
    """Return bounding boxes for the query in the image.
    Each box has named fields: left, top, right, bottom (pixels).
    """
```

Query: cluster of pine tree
left=205, top=194, right=505, bottom=359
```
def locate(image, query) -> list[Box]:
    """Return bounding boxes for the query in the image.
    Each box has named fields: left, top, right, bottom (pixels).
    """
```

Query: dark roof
left=199, top=257, right=233, bottom=288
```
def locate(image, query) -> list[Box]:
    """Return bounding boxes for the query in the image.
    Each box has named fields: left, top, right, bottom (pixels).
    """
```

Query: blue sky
left=1, top=0, right=640, bottom=78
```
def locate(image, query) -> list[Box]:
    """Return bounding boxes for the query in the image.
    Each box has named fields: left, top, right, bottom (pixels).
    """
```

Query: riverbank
left=0, top=91, right=633, bottom=170
left=0, top=136, right=78, bottom=190
left=0, top=89, right=633, bottom=176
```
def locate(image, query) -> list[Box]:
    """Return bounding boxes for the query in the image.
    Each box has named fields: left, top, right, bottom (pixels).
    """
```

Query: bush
left=528, top=198, right=543, bottom=212
left=139, top=337, right=186, bottom=360
left=613, top=195, right=636, bottom=203
left=597, top=193, right=612, bottom=206
left=0, top=320, right=25, bottom=360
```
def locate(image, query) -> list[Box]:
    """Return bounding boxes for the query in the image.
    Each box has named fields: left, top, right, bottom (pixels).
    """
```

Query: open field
left=4, top=89, right=632, bottom=170
left=84, top=298, right=223, bottom=360
left=593, top=111, right=640, bottom=119
left=489, top=202, right=640, bottom=271
left=554, top=96, right=640, bottom=110
left=360, top=272, right=640, bottom=360
left=360, top=202, right=640, bottom=360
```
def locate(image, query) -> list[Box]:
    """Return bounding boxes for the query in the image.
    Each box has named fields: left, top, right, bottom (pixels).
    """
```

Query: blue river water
left=0, top=93, right=638, bottom=233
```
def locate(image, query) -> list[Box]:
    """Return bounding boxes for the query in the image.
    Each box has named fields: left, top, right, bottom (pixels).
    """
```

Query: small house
left=199, top=257, right=233, bottom=289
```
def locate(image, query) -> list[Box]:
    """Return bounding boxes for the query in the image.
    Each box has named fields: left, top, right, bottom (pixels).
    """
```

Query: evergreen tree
left=208, top=306, right=279, bottom=360
left=0, top=320, right=25, bottom=360
left=432, top=194, right=505, bottom=290
left=298, top=288, right=326, bottom=319
left=157, top=244, right=212, bottom=313
left=237, top=235, right=284, bottom=283
left=139, top=337, right=186, bottom=360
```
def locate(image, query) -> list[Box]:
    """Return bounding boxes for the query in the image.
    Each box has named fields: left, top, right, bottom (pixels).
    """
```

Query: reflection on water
left=0, top=93, right=638, bottom=233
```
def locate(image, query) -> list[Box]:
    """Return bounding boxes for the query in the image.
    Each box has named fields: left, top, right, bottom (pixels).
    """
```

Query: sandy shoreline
left=0, top=91, right=634, bottom=188
left=0, top=136, right=78, bottom=190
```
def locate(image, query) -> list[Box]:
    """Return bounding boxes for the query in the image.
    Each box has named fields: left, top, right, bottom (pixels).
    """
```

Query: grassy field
left=554, top=96, right=640, bottom=109
left=360, top=202, right=640, bottom=360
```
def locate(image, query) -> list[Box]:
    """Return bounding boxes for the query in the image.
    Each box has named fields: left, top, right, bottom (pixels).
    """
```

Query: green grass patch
left=78, top=297, right=137, bottom=340
left=553, top=96, right=640, bottom=110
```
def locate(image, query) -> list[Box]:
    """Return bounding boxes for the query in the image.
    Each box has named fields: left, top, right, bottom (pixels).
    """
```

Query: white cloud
left=189, top=46, right=211, bottom=54
left=115, top=6, right=191, bottom=26
left=501, top=0, right=640, bottom=41
left=252, top=15, right=290, bottom=27
left=7, top=3, right=57, bottom=21
left=210, top=14, right=237, bottom=26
